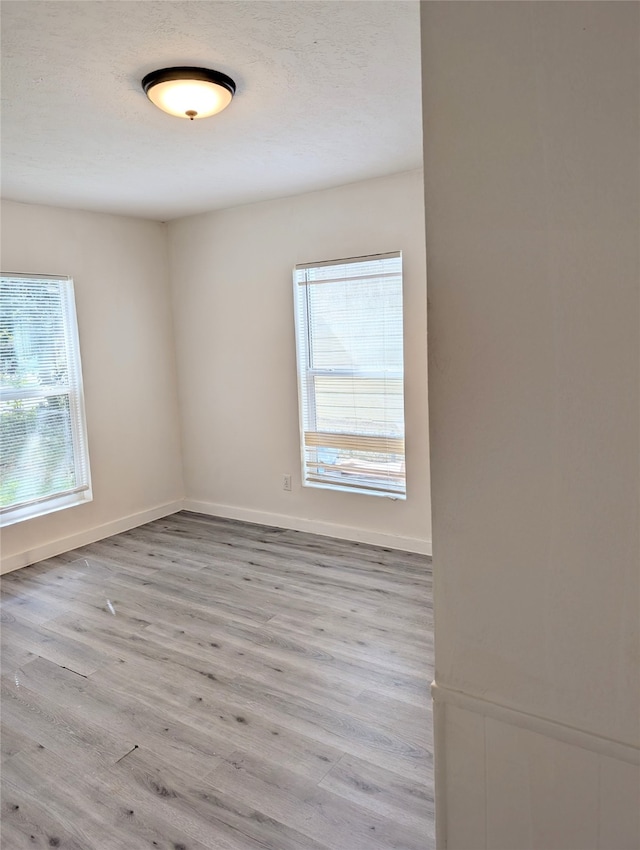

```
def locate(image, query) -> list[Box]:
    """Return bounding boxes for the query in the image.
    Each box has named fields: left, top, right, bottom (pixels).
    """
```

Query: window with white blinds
left=293, top=252, right=406, bottom=498
left=0, top=274, right=92, bottom=526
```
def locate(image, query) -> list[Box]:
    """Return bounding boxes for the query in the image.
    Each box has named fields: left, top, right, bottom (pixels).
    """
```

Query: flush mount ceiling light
left=141, top=66, right=236, bottom=120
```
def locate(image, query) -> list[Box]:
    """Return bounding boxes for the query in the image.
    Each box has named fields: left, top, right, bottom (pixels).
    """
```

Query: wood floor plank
left=1, top=510, right=434, bottom=849
left=0, top=635, right=38, bottom=678
left=1, top=613, right=115, bottom=676
left=2, top=751, right=204, bottom=850
left=91, top=656, right=347, bottom=783
left=206, top=749, right=428, bottom=850
left=258, top=610, right=431, bottom=678
left=7, top=656, right=233, bottom=776
left=347, top=689, right=434, bottom=750
left=0, top=676, right=135, bottom=774
left=318, top=751, right=435, bottom=836
left=0, top=590, right=71, bottom=627
left=226, top=673, right=431, bottom=780
left=113, top=746, right=330, bottom=850
left=221, top=619, right=430, bottom=705
left=0, top=721, right=43, bottom=763
left=139, top=621, right=364, bottom=712
left=1, top=780, right=101, bottom=850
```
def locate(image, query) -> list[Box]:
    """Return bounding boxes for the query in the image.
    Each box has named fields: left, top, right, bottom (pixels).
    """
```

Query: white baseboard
left=0, top=500, right=184, bottom=575
left=431, top=681, right=639, bottom=765
left=1, top=497, right=431, bottom=575
left=183, top=499, right=432, bottom=556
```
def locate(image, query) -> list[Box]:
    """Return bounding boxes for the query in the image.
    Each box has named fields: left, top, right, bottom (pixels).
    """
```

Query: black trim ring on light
left=141, top=67, right=236, bottom=98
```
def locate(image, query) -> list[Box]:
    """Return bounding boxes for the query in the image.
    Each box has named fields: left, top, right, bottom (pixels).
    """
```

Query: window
left=0, top=274, right=92, bottom=526
left=293, top=252, right=406, bottom=498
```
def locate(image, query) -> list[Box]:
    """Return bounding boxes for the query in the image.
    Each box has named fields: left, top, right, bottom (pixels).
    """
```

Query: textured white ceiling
left=1, top=0, right=423, bottom=220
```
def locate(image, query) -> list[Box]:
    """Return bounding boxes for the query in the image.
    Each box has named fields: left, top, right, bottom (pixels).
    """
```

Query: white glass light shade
left=142, top=67, right=236, bottom=120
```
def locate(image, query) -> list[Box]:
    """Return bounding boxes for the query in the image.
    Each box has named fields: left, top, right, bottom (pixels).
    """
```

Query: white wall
left=0, top=200, right=184, bottom=572
left=168, top=170, right=431, bottom=553
left=422, top=3, right=639, bottom=848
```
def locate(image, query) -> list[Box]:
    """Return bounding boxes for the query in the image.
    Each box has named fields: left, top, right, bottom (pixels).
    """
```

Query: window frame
left=293, top=251, right=406, bottom=499
left=0, top=273, right=92, bottom=527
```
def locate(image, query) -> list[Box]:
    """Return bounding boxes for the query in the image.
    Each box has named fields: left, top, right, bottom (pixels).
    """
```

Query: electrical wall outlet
left=282, top=474, right=292, bottom=491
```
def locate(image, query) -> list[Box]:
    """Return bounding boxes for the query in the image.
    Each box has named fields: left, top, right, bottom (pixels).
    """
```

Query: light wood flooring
left=1, top=511, right=434, bottom=849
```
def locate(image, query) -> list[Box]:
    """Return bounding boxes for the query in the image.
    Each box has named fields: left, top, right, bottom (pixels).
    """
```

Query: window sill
left=0, top=488, right=93, bottom=528
left=303, top=480, right=406, bottom=500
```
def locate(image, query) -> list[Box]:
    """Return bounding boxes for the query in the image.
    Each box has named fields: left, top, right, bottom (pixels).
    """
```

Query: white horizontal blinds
left=0, top=275, right=91, bottom=521
left=294, top=252, right=406, bottom=497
